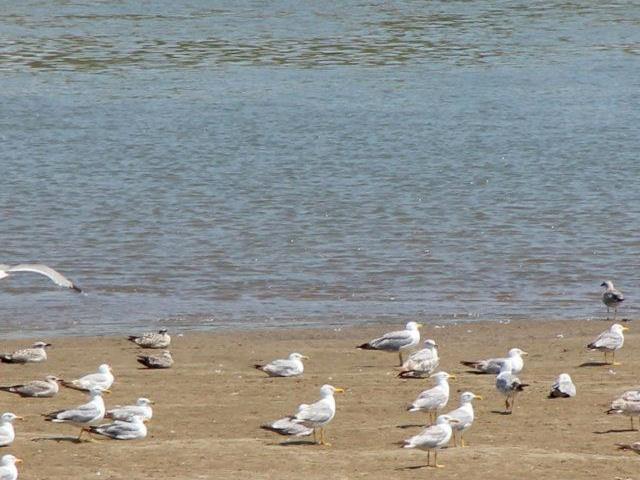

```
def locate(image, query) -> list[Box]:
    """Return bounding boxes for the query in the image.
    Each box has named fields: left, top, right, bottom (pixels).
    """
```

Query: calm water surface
left=1, top=1, right=639, bottom=337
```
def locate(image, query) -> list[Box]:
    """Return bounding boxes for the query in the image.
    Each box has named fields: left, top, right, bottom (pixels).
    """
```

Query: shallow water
left=1, top=1, right=639, bottom=337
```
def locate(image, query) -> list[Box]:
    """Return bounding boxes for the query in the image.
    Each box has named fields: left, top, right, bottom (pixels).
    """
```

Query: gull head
left=460, top=391, right=482, bottom=403
left=611, top=324, right=629, bottom=334
left=289, top=352, right=309, bottom=361
left=136, top=397, right=155, bottom=406
left=430, top=371, right=455, bottom=383
left=508, top=348, right=528, bottom=357
left=0, top=455, right=21, bottom=467
left=45, top=375, right=61, bottom=383
left=320, top=384, right=345, bottom=397
left=435, top=415, right=460, bottom=425
left=423, top=339, right=437, bottom=349
left=601, top=280, right=614, bottom=289
left=158, top=328, right=169, bottom=334
left=406, top=321, right=422, bottom=330
left=557, top=373, right=572, bottom=383
left=32, top=341, right=52, bottom=349
left=89, top=386, right=110, bottom=397
left=0, top=413, right=23, bottom=423
left=98, top=364, right=113, bottom=374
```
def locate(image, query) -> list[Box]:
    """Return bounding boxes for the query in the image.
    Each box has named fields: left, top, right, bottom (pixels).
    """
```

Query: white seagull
left=607, top=392, right=640, bottom=431
left=602, top=280, right=624, bottom=319
left=288, top=384, right=344, bottom=446
left=0, top=263, right=81, bottom=292
left=0, top=414, right=23, bottom=447
left=254, top=352, right=308, bottom=377
left=407, top=372, right=454, bottom=424
left=460, top=348, right=527, bottom=374
left=0, top=342, right=51, bottom=364
left=44, top=386, right=109, bottom=441
left=106, top=398, right=154, bottom=422
left=549, top=373, right=576, bottom=398
left=444, top=392, right=482, bottom=447
left=587, top=323, right=628, bottom=365
left=402, top=415, right=459, bottom=468
left=128, top=329, right=171, bottom=349
left=0, top=455, right=21, bottom=480
left=495, top=363, right=528, bottom=414
left=61, top=364, right=114, bottom=392
left=89, top=415, right=147, bottom=440
left=358, top=321, right=422, bottom=365
left=398, top=339, right=439, bottom=378
left=0, top=375, right=60, bottom=398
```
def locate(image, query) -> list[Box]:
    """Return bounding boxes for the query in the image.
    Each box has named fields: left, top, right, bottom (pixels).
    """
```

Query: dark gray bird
left=137, top=350, right=173, bottom=369
left=601, top=280, right=624, bottom=319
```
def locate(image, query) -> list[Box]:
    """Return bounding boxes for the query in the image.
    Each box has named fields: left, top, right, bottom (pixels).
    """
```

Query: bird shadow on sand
left=395, top=465, right=430, bottom=471
left=490, top=410, right=512, bottom=416
left=578, top=362, right=610, bottom=368
left=463, top=370, right=491, bottom=375
left=594, top=428, right=638, bottom=435
left=32, top=435, right=87, bottom=444
left=274, top=440, right=317, bottom=447
left=396, top=423, right=427, bottom=429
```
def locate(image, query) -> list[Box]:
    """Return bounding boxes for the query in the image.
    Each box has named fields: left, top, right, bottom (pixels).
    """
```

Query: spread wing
left=6, top=264, right=81, bottom=291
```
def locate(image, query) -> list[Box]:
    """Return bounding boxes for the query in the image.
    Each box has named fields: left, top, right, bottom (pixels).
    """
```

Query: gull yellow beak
left=521, top=351, right=529, bottom=356
left=449, top=374, right=456, bottom=380
left=15, top=459, right=23, bottom=464
left=301, top=355, right=310, bottom=360
left=334, top=388, right=345, bottom=393
left=149, top=400, right=156, bottom=405
left=416, top=323, right=423, bottom=328
left=102, top=389, right=112, bottom=395
left=623, top=327, right=630, bottom=331
left=16, top=416, right=25, bottom=420
left=449, top=418, right=460, bottom=423
left=475, top=395, right=483, bottom=400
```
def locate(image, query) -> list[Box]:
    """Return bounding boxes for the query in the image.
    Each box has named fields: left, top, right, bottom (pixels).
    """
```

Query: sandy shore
left=0, top=319, right=638, bottom=479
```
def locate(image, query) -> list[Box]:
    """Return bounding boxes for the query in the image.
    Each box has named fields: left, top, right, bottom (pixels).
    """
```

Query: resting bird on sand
left=128, top=329, right=171, bottom=349
left=137, top=350, right=173, bottom=369
left=587, top=323, right=627, bottom=365
left=61, top=364, right=114, bottom=392
left=407, top=372, right=454, bottom=424
left=616, top=442, right=640, bottom=455
left=0, top=263, right=81, bottom=292
left=402, top=415, right=459, bottom=468
left=0, top=455, right=21, bottom=480
left=254, top=352, right=308, bottom=377
left=549, top=373, right=576, bottom=398
left=0, top=375, right=60, bottom=398
left=602, top=280, right=624, bottom=319
left=444, top=392, right=482, bottom=447
left=44, top=386, right=109, bottom=441
left=0, top=413, right=23, bottom=447
left=357, top=321, right=422, bottom=366
left=284, top=384, right=344, bottom=446
left=261, top=408, right=314, bottom=438
left=460, top=348, right=527, bottom=374
left=88, top=415, right=147, bottom=440
left=106, top=398, right=154, bottom=422
left=496, top=363, right=528, bottom=414
left=398, top=339, right=439, bottom=379
left=0, top=342, right=51, bottom=364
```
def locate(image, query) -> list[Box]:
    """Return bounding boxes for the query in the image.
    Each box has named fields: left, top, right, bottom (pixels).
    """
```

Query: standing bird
left=254, top=352, right=308, bottom=377
left=0, top=414, right=23, bottom=447
left=0, top=342, right=51, bottom=364
left=398, top=339, right=439, bottom=378
left=0, top=376, right=60, bottom=398
left=607, top=394, right=640, bottom=431
left=61, top=364, right=114, bottom=392
left=0, top=455, right=21, bottom=480
left=287, top=384, right=344, bottom=446
left=496, top=363, right=528, bottom=414
left=587, top=323, right=628, bottom=365
left=602, top=280, right=624, bottom=319
left=444, top=392, right=482, bottom=447
left=137, top=350, right=173, bottom=369
left=407, top=372, right=454, bottom=424
left=44, top=386, right=109, bottom=441
left=357, top=321, right=422, bottom=366
left=549, top=373, right=576, bottom=398
left=88, top=415, right=147, bottom=441
left=128, top=329, right=171, bottom=349
left=106, top=398, right=154, bottom=422
left=0, top=263, right=81, bottom=292
left=402, top=415, right=459, bottom=468
left=460, top=348, right=527, bottom=374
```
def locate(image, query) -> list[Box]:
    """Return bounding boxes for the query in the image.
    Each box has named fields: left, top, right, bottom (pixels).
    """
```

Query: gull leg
left=427, top=449, right=431, bottom=467
left=320, top=428, right=331, bottom=447
left=313, top=428, right=317, bottom=444
left=511, top=393, right=517, bottom=412
left=434, top=449, right=444, bottom=468
left=505, top=397, right=510, bottom=413
left=607, top=306, right=610, bottom=320
left=461, top=435, right=466, bottom=448
left=612, top=351, right=621, bottom=366
left=452, top=431, right=457, bottom=447
left=398, top=351, right=403, bottom=367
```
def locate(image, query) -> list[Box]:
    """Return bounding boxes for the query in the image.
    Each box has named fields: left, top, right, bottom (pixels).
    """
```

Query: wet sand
left=0, top=319, right=638, bottom=479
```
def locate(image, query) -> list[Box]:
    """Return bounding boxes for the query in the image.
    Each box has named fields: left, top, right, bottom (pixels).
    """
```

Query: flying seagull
left=0, top=264, right=81, bottom=292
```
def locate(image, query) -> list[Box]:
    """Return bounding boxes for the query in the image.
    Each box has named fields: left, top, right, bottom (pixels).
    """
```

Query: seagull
left=549, top=373, right=576, bottom=398
left=587, top=323, right=628, bottom=365
left=0, top=414, right=23, bottom=447
left=357, top=321, right=422, bottom=366
left=106, top=398, right=154, bottom=422
left=602, top=280, right=624, bottom=319
left=616, top=442, right=640, bottom=455
left=0, top=263, right=81, bottom=292
left=407, top=372, right=454, bottom=424
left=444, top=392, right=482, bottom=447
left=254, top=352, right=308, bottom=377
left=398, top=339, right=439, bottom=379
left=44, top=386, right=109, bottom=441
left=607, top=394, right=640, bottom=430
left=137, top=350, right=173, bottom=369
left=0, top=455, right=21, bottom=480
left=88, top=415, right=147, bottom=440
left=261, top=411, right=314, bottom=438
left=0, top=342, right=51, bottom=364
left=287, top=384, right=344, bottom=446
left=495, top=363, right=528, bottom=414
left=402, top=415, right=460, bottom=468
left=128, top=329, right=171, bottom=349
left=0, top=375, right=60, bottom=398
left=460, top=348, right=527, bottom=374
left=61, top=364, right=114, bottom=392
